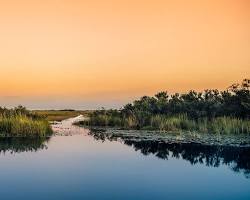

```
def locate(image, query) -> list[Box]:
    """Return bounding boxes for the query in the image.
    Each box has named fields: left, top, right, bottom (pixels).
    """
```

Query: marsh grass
left=81, top=114, right=122, bottom=127
left=150, top=114, right=195, bottom=131
left=151, top=115, right=250, bottom=134
left=79, top=113, right=250, bottom=135
left=206, top=117, right=250, bottom=134
left=34, top=110, right=89, bottom=121
left=0, top=115, right=52, bottom=137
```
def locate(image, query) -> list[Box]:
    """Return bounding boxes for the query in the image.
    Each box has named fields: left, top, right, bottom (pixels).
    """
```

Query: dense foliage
left=0, top=106, right=52, bottom=137
left=81, top=79, right=250, bottom=134
left=121, top=79, right=250, bottom=120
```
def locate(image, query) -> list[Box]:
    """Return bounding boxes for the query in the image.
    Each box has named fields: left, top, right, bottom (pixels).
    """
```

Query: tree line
left=121, top=78, right=250, bottom=120
left=81, top=79, right=250, bottom=133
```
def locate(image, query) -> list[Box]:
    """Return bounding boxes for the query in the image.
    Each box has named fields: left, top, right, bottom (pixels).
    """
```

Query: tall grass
left=82, top=114, right=122, bottom=127
left=150, top=114, right=196, bottom=131
left=80, top=113, right=250, bottom=134
left=206, top=117, right=250, bottom=134
left=0, top=115, right=52, bottom=137
left=150, top=115, right=250, bottom=134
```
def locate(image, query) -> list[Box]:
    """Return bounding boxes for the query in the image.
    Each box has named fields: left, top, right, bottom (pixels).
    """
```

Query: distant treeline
left=0, top=106, right=52, bottom=137
left=80, top=79, right=250, bottom=134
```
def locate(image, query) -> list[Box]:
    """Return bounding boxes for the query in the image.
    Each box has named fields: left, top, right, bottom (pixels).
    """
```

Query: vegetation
left=79, top=79, right=250, bottom=134
left=34, top=110, right=89, bottom=121
left=0, top=106, right=52, bottom=137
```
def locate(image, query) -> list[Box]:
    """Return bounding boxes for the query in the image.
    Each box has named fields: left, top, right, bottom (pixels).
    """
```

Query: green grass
left=0, top=107, right=89, bottom=137
left=205, top=117, right=250, bottom=134
left=150, top=115, right=250, bottom=134
left=150, top=114, right=195, bottom=131
left=0, top=115, right=52, bottom=137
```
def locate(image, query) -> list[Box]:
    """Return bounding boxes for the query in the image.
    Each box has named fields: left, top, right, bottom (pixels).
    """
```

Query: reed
left=207, top=117, right=250, bottom=134
left=0, top=115, right=52, bottom=137
left=150, top=114, right=195, bottom=131
left=81, top=113, right=250, bottom=134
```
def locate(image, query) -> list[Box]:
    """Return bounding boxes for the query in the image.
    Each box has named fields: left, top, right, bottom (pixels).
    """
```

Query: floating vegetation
left=88, top=128, right=250, bottom=178
left=88, top=128, right=250, bottom=147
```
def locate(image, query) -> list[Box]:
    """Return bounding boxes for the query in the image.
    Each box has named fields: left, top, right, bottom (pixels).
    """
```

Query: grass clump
left=0, top=106, right=52, bottom=137
left=150, top=114, right=196, bottom=131
left=207, top=117, right=250, bottom=134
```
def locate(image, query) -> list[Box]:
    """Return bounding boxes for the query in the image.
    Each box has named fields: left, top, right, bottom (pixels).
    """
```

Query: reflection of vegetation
left=0, top=106, right=52, bottom=137
left=79, top=79, right=250, bottom=134
left=88, top=129, right=250, bottom=178
left=0, top=137, right=50, bottom=154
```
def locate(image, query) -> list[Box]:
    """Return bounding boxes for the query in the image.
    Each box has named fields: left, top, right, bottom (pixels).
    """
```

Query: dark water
left=0, top=117, right=249, bottom=200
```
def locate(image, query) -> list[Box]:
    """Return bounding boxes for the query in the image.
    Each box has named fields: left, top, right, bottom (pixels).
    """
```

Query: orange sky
left=0, top=0, right=249, bottom=109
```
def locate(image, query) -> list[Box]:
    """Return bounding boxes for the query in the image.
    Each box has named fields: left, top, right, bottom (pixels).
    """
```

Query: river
left=0, top=116, right=249, bottom=200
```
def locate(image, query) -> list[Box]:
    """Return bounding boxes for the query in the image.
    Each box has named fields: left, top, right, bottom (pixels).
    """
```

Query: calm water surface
left=0, top=117, right=249, bottom=200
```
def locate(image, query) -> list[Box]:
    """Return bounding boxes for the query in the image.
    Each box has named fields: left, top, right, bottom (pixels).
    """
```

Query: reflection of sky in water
left=0, top=123, right=249, bottom=199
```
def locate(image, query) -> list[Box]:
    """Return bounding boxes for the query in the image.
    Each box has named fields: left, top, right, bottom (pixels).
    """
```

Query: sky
left=0, top=0, right=249, bottom=109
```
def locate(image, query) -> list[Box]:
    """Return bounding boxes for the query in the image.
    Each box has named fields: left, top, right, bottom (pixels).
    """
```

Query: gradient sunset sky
left=0, top=0, right=249, bottom=109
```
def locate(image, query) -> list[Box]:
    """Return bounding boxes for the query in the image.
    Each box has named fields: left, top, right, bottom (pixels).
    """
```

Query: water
left=0, top=117, right=249, bottom=200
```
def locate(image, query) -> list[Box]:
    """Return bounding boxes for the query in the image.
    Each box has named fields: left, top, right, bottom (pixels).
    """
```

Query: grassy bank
left=78, top=113, right=250, bottom=134
left=0, top=106, right=52, bottom=137
left=34, top=110, right=89, bottom=121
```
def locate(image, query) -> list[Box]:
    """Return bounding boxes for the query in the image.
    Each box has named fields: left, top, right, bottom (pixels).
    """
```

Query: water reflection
left=0, top=137, right=50, bottom=154
left=88, top=128, right=250, bottom=178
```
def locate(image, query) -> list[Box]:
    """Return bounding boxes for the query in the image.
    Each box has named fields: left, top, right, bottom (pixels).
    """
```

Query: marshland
left=1, top=114, right=250, bottom=200
left=2, top=0, right=250, bottom=199
left=0, top=79, right=250, bottom=200
left=77, top=79, right=250, bottom=135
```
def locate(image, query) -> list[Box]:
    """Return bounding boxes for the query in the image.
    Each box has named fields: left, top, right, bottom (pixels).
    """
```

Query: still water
left=0, top=117, right=249, bottom=200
